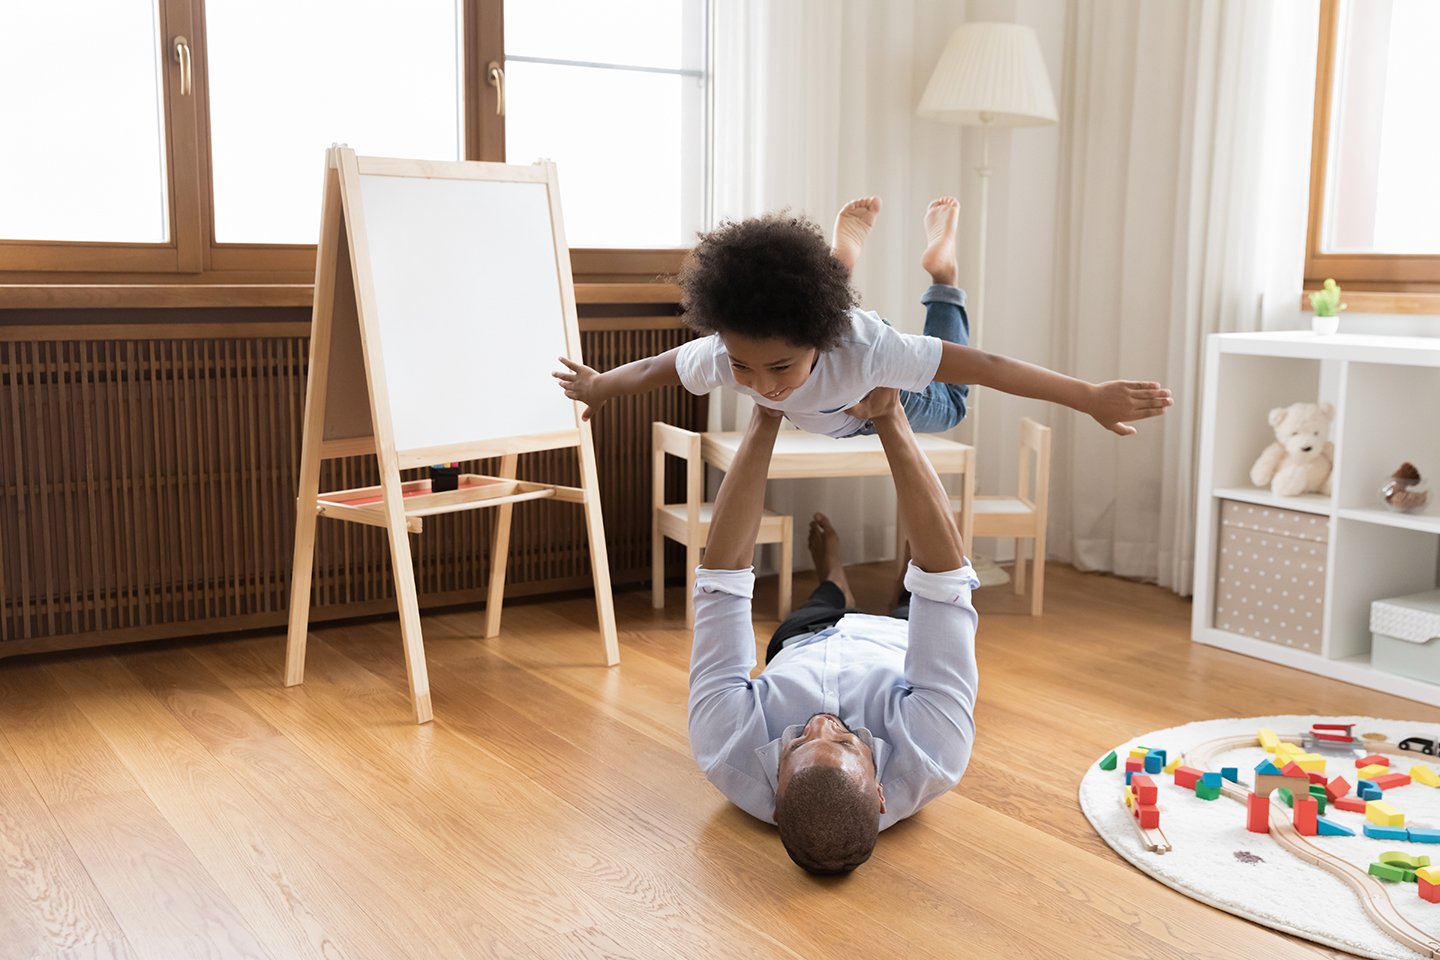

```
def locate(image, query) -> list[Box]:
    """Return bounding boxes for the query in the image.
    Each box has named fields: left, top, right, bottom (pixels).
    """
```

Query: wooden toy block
left=1357, top=754, right=1389, bottom=769
left=1316, top=816, right=1355, bottom=836
left=1417, top=865, right=1440, bottom=885
left=1099, top=750, right=1118, bottom=770
left=1147, top=749, right=1166, bottom=766
left=1359, top=780, right=1382, bottom=800
left=1293, top=797, right=1318, bottom=835
left=1275, top=741, right=1304, bottom=755
left=1173, top=766, right=1203, bottom=789
left=1306, top=770, right=1329, bottom=785
left=1129, top=747, right=1151, bottom=759
left=1421, top=877, right=1440, bottom=903
left=1325, top=776, right=1352, bottom=803
left=1409, top=828, right=1440, bottom=844
left=1370, top=862, right=1408, bottom=882
left=1143, top=753, right=1163, bottom=774
left=1277, top=787, right=1293, bottom=808
left=1246, top=792, right=1270, bottom=833
left=1258, top=728, right=1280, bottom=752
left=1134, top=803, right=1160, bottom=829
left=1200, top=771, right=1222, bottom=788
left=1295, top=753, right=1327, bottom=772
left=1367, top=800, right=1406, bottom=827
left=1220, top=767, right=1238, bottom=783
left=1123, top=787, right=1135, bottom=808
left=1125, top=757, right=1144, bottom=773
left=1358, top=763, right=1390, bottom=779
left=1131, top=775, right=1158, bottom=805
left=1254, top=759, right=1282, bottom=776
left=1163, top=755, right=1183, bottom=774
left=1252, top=772, right=1314, bottom=799
left=1413, top=765, right=1440, bottom=787
left=1195, top=782, right=1221, bottom=801
left=1379, top=851, right=1431, bottom=869
left=1307, top=787, right=1328, bottom=815
left=1281, top=760, right=1308, bottom=778
left=1365, top=823, right=1410, bottom=841
left=1375, top=773, right=1413, bottom=790
left=1335, top=796, right=1369, bottom=813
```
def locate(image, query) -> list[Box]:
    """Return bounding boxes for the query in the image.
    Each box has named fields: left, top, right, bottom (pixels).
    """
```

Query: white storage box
left=1213, top=501, right=1328, bottom=651
left=1371, top=590, right=1440, bottom=684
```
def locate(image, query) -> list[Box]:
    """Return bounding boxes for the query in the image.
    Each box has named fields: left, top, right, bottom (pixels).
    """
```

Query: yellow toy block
left=1366, top=800, right=1405, bottom=827
left=1358, top=763, right=1389, bottom=779
left=1275, top=743, right=1304, bottom=760
left=1163, top=755, right=1183, bottom=774
left=1412, top=765, right=1440, bottom=788
left=1295, top=754, right=1327, bottom=772
left=1124, top=786, right=1136, bottom=808
left=1129, top=747, right=1150, bottom=759
left=1258, top=728, right=1280, bottom=753
left=1419, top=866, right=1440, bottom=886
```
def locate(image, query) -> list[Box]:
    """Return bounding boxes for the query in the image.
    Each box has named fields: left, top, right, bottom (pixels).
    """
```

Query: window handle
left=173, top=36, right=192, bottom=96
left=487, top=60, right=504, bottom=115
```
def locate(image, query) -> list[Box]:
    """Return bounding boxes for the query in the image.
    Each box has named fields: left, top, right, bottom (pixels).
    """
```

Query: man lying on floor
left=687, top=388, right=980, bottom=874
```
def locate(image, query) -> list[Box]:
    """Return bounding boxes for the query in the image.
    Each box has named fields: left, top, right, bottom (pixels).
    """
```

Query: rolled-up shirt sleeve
left=898, top=560, right=981, bottom=789
left=687, top=567, right=762, bottom=777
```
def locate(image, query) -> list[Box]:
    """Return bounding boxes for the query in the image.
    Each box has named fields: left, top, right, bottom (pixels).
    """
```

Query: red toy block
left=1247, top=792, right=1270, bottom=833
left=1375, top=773, right=1413, bottom=790
left=1293, top=796, right=1318, bottom=836
left=1325, top=776, right=1352, bottom=803
left=1134, top=803, right=1160, bottom=829
left=1422, top=877, right=1440, bottom=904
left=1173, top=765, right=1203, bottom=789
left=1130, top=774, right=1158, bottom=805
left=1356, top=754, right=1389, bottom=769
left=1334, top=795, right=1368, bottom=813
left=1125, top=757, right=1145, bottom=774
left=1281, top=760, right=1308, bottom=779
left=1307, top=770, right=1329, bottom=785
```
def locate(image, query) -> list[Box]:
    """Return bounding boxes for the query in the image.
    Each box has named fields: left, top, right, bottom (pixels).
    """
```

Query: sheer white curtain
left=710, top=0, right=965, bottom=570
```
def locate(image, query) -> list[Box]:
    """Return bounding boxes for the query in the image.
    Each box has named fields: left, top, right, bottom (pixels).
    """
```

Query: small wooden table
left=700, top=431, right=976, bottom=566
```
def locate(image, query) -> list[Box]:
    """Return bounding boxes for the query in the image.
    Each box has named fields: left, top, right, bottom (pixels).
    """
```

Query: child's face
left=720, top=332, right=818, bottom=403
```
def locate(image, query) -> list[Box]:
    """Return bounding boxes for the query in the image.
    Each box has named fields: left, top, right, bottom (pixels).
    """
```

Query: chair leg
left=778, top=517, right=793, bottom=620
left=685, top=543, right=701, bottom=630
left=653, top=528, right=666, bottom=610
left=1031, top=529, right=1046, bottom=616
left=1014, top=537, right=1027, bottom=595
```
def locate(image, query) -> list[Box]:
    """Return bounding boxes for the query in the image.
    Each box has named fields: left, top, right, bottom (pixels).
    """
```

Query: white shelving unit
left=1193, top=331, right=1440, bottom=704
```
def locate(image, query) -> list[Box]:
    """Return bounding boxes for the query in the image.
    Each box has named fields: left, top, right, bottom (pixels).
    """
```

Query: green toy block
left=1278, top=787, right=1293, bottom=807
left=1195, top=782, right=1221, bottom=801
left=1099, top=750, right=1118, bottom=771
left=1369, top=862, right=1407, bottom=882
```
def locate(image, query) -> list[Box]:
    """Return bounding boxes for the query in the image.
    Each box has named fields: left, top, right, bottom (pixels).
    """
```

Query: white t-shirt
left=674, top=309, right=943, bottom=438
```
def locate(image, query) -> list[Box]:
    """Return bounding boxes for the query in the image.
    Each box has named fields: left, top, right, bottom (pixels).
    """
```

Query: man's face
left=774, top=713, right=886, bottom=818
left=719, top=332, right=818, bottom=404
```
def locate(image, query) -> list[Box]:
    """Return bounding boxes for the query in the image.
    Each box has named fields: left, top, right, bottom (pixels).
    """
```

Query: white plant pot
left=1312, top=314, right=1340, bottom=335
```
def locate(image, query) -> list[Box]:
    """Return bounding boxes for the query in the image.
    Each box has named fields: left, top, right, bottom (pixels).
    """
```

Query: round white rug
left=1080, top=716, right=1440, bottom=960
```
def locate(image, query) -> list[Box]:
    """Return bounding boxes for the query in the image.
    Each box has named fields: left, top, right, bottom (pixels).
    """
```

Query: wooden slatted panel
left=0, top=329, right=701, bottom=653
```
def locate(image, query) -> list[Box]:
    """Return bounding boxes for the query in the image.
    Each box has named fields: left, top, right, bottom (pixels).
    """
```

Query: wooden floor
left=4, top=563, right=1439, bottom=960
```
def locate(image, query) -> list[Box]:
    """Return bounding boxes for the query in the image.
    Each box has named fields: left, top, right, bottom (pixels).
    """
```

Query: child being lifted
left=553, top=196, right=1172, bottom=438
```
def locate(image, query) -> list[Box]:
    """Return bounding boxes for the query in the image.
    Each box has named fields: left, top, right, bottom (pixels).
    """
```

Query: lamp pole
left=968, top=113, right=995, bottom=444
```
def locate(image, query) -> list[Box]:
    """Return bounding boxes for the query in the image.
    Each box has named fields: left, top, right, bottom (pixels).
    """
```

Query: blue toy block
left=1148, top=749, right=1166, bottom=766
left=1316, top=816, right=1355, bottom=837
left=1359, top=782, right=1383, bottom=801
left=1144, top=754, right=1163, bottom=774
left=1364, top=823, right=1410, bottom=841
left=1409, top=828, right=1440, bottom=844
left=1221, top=767, right=1239, bottom=783
left=1255, top=759, right=1282, bottom=775
left=1126, top=771, right=1135, bottom=785
left=1201, top=771, right=1222, bottom=788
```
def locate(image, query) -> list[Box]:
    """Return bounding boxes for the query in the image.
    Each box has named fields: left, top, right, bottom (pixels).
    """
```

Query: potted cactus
left=1309, top=278, right=1345, bottom=335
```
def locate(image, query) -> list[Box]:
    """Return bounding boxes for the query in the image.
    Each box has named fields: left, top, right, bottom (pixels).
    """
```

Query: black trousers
left=764, top=581, right=910, bottom=664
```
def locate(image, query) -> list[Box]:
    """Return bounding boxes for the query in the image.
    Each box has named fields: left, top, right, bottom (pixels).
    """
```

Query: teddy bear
left=1249, top=401, right=1334, bottom=497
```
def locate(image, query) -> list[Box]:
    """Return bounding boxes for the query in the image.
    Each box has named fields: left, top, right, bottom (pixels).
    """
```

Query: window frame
left=1305, top=0, right=1440, bottom=296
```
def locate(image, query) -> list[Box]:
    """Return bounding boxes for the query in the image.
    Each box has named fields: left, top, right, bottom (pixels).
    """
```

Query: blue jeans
left=853, top=284, right=969, bottom=436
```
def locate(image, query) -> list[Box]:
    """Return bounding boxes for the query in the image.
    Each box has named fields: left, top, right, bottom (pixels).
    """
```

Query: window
left=1306, top=0, right=1440, bottom=296
left=0, top=0, right=703, bottom=287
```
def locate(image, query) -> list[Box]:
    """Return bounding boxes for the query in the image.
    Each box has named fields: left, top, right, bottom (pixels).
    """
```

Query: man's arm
left=699, top=404, right=783, bottom=571
left=552, top=347, right=684, bottom=422
left=932, top=342, right=1172, bottom=437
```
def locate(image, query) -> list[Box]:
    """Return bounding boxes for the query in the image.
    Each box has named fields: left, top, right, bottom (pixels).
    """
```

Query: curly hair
left=677, top=212, right=857, bottom=351
left=774, top=766, right=882, bottom=874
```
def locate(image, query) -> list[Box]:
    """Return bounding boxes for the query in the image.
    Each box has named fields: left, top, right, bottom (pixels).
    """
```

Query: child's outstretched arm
left=553, top=347, right=684, bottom=421
left=934, top=343, right=1173, bottom=436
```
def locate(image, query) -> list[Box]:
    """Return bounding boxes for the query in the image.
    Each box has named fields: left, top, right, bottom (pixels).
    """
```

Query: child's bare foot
left=921, top=197, right=960, bottom=287
left=808, top=513, right=856, bottom=607
left=832, top=197, right=881, bottom=273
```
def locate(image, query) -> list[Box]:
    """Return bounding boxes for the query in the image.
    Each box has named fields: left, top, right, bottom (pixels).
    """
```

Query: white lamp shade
left=917, top=22, right=1058, bottom=127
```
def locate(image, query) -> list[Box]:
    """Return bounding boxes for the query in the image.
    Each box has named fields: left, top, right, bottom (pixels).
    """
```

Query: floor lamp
left=917, top=22, right=1057, bottom=584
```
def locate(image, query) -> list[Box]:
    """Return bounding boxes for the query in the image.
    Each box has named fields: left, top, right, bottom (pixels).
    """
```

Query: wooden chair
left=958, top=418, right=1051, bottom=615
left=652, top=422, right=793, bottom=628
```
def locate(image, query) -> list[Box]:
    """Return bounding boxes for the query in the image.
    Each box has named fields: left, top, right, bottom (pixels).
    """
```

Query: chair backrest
left=652, top=422, right=703, bottom=528
left=1017, top=418, right=1051, bottom=528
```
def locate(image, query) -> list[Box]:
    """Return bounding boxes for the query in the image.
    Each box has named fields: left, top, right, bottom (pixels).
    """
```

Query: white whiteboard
left=356, top=173, right=577, bottom=453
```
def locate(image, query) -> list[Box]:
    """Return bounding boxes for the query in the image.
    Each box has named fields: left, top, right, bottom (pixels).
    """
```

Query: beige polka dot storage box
left=1371, top=590, right=1440, bottom=684
left=1213, top=500, right=1328, bottom=651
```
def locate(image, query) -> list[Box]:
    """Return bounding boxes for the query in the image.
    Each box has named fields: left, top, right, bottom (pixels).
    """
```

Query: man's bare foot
left=808, top=513, right=856, bottom=607
left=920, top=197, right=959, bottom=287
left=832, top=197, right=881, bottom=273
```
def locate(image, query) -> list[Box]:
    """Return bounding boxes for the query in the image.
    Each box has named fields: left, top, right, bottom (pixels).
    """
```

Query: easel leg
left=484, top=454, right=517, bottom=639
left=577, top=427, right=619, bottom=665
left=284, top=472, right=321, bottom=686
left=384, top=519, right=433, bottom=724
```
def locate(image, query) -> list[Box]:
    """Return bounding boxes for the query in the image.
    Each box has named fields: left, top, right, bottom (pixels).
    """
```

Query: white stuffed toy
left=1249, top=401, right=1334, bottom=497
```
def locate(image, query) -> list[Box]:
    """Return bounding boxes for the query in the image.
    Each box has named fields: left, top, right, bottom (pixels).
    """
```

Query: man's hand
left=1087, top=381, right=1173, bottom=436
left=552, top=357, right=609, bottom=422
left=844, top=387, right=902, bottom=424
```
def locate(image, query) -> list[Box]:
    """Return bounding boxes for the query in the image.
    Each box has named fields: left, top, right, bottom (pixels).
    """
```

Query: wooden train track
left=1183, top=732, right=1440, bottom=958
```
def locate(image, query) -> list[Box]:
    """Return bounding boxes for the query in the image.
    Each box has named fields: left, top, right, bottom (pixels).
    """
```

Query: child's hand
left=552, top=357, right=608, bottom=421
left=1089, top=381, right=1173, bottom=436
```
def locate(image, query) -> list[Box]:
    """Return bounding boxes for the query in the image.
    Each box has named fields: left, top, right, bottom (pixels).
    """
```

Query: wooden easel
left=285, top=147, right=618, bottom=724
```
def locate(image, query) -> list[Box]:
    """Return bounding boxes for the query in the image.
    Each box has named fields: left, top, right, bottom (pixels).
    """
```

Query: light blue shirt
left=687, top=562, right=981, bottom=830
